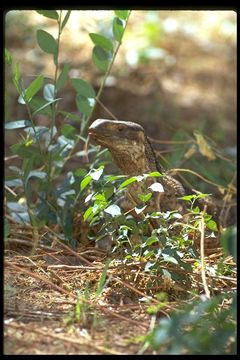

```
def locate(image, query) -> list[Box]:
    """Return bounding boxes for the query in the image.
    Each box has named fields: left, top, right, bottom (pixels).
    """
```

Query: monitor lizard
left=88, top=119, right=236, bottom=250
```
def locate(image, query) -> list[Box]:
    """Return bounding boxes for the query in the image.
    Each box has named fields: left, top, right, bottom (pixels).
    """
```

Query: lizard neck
left=109, top=136, right=164, bottom=176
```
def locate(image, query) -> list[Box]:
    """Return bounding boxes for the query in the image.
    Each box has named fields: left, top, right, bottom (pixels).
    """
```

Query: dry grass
left=4, top=220, right=236, bottom=355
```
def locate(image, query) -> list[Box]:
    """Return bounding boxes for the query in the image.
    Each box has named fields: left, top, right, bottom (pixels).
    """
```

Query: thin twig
left=4, top=260, right=74, bottom=297
left=5, top=322, right=122, bottom=355
left=4, top=185, right=17, bottom=197
left=5, top=238, right=61, bottom=252
left=168, top=168, right=236, bottom=194
left=44, top=226, right=93, bottom=266
left=149, top=137, right=193, bottom=145
left=100, top=306, right=148, bottom=330
left=199, top=205, right=211, bottom=299
left=4, top=155, right=19, bottom=161
left=95, top=97, right=118, bottom=120
left=64, top=11, right=131, bottom=164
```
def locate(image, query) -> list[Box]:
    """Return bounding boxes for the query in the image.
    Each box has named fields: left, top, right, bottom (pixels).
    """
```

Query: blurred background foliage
left=5, top=10, right=236, bottom=193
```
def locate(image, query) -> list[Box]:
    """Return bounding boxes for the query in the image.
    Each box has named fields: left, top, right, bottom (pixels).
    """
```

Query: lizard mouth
left=89, top=130, right=106, bottom=139
left=88, top=130, right=112, bottom=146
left=88, top=129, right=96, bottom=137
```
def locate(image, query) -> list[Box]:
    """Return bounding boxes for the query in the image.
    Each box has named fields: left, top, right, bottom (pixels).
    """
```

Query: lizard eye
left=118, top=127, right=124, bottom=132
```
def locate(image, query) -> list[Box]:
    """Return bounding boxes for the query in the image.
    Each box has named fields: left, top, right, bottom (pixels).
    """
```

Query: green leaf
left=37, top=29, right=58, bottom=54
left=206, top=219, right=218, bottom=231
left=36, top=10, right=59, bottom=20
left=5, top=48, right=12, bottom=65
left=96, top=258, right=111, bottom=296
left=24, top=75, right=44, bottom=102
left=80, top=175, right=92, bottom=191
left=106, top=174, right=126, bottom=182
left=112, top=17, right=124, bottom=42
left=5, top=120, right=31, bottom=130
left=13, top=62, right=20, bottom=82
left=56, top=63, right=70, bottom=91
left=103, top=185, right=115, bottom=200
left=92, top=45, right=111, bottom=72
left=32, top=98, right=60, bottom=115
left=142, top=236, right=159, bottom=248
left=76, top=95, right=93, bottom=116
left=13, top=63, right=21, bottom=93
left=114, top=10, right=129, bottom=20
left=94, top=193, right=107, bottom=205
left=4, top=219, right=11, bottom=240
left=72, top=78, right=95, bottom=98
left=179, top=194, right=196, bottom=201
left=74, top=168, right=87, bottom=178
left=61, top=124, right=76, bottom=139
left=59, top=111, right=80, bottom=122
left=29, top=97, right=52, bottom=116
left=22, top=157, right=34, bottom=185
left=43, top=83, right=55, bottom=101
left=196, top=193, right=211, bottom=199
left=89, top=33, right=113, bottom=53
left=61, top=10, right=71, bottom=31
left=147, top=171, right=162, bottom=177
left=104, top=204, right=122, bottom=217
left=162, top=253, right=179, bottom=265
left=192, top=206, right=201, bottom=213
left=221, top=226, right=236, bottom=260
left=119, top=177, right=138, bottom=189
left=11, top=143, right=42, bottom=161
left=83, top=206, right=93, bottom=221
left=138, top=192, right=152, bottom=203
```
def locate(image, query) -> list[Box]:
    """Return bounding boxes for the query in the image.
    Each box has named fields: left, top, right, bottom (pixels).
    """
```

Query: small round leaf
left=72, top=79, right=95, bottom=98
left=112, top=17, right=124, bottom=42
left=92, top=46, right=111, bottom=72
left=114, top=10, right=129, bottom=20
left=36, top=10, right=59, bottom=20
left=89, top=33, right=113, bottom=53
left=37, top=30, right=58, bottom=54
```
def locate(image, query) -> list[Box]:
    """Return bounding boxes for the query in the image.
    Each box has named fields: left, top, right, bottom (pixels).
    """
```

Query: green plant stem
left=92, top=11, right=132, bottom=121
left=46, top=11, right=63, bottom=202
left=25, top=102, right=43, bottom=155
left=50, top=10, right=62, bottom=142
left=17, top=78, right=43, bottom=156
left=65, top=11, right=132, bottom=163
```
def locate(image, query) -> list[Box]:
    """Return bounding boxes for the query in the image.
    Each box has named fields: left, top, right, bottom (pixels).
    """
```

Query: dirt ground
left=4, top=10, right=236, bottom=355
left=4, top=229, right=236, bottom=355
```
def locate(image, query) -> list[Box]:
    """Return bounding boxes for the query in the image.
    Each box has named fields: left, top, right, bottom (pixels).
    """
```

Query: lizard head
left=88, top=119, right=145, bottom=149
left=88, top=119, right=160, bottom=175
